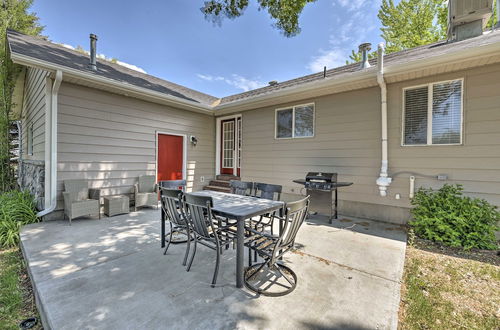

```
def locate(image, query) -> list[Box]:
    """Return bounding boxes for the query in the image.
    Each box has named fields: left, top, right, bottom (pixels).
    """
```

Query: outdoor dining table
left=190, top=190, right=285, bottom=288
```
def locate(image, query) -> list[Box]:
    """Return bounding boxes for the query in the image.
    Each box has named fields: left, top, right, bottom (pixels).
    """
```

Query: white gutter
left=375, top=43, right=392, bottom=197
left=38, top=70, right=62, bottom=217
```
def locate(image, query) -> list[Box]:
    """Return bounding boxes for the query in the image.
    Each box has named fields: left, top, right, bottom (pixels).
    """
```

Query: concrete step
left=203, top=185, right=231, bottom=193
left=216, top=174, right=240, bottom=182
left=208, top=180, right=231, bottom=188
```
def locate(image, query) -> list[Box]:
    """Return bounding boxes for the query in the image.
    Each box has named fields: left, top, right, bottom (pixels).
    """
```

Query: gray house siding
left=53, top=82, right=215, bottom=214
left=238, top=62, right=500, bottom=224
left=18, top=67, right=49, bottom=210
left=21, top=67, right=49, bottom=161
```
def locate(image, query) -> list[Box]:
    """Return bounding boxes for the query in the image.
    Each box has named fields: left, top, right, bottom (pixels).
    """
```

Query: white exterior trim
left=215, top=114, right=242, bottom=176
left=401, top=78, right=464, bottom=146
left=155, top=131, right=187, bottom=182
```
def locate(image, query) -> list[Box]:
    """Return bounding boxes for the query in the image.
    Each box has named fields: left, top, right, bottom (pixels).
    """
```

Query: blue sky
left=31, top=0, right=385, bottom=97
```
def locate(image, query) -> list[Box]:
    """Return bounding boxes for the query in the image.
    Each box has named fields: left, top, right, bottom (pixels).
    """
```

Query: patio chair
left=183, top=193, right=236, bottom=287
left=63, top=179, right=101, bottom=225
left=230, top=180, right=253, bottom=196
left=244, top=196, right=310, bottom=296
left=249, top=183, right=283, bottom=237
left=134, top=175, right=159, bottom=211
left=159, top=180, right=187, bottom=191
left=160, top=188, right=191, bottom=266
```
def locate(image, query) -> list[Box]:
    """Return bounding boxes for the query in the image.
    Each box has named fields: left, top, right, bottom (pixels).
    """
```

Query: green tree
left=201, top=0, right=317, bottom=37
left=347, top=0, right=448, bottom=63
left=0, top=0, right=43, bottom=192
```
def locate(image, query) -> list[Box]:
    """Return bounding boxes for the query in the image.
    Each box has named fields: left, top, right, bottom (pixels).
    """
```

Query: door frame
left=215, top=114, right=242, bottom=176
left=155, top=131, right=187, bottom=182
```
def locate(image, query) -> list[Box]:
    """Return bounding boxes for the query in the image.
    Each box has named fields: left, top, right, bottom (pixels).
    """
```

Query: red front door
left=157, top=134, right=183, bottom=182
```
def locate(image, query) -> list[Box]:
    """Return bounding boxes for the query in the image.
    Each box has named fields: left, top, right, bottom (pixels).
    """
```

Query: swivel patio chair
left=160, top=188, right=191, bottom=266
left=183, top=193, right=236, bottom=287
left=62, top=179, right=101, bottom=225
left=134, top=175, right=159, bottom=211
left=230, top=180, right=253, bottom=196
left=244, top=196, right=310, bottom=296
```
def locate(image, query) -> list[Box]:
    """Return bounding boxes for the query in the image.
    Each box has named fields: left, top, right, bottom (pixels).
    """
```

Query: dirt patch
left=413, top=238, right=499, bottom=266
left=339, top=219, right=352, bottom=223
left=356, top=221, right=371, bottom=227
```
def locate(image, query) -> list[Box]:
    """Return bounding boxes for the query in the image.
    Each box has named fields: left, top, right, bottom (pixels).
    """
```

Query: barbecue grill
left=293, top=172, right=353, bottom=224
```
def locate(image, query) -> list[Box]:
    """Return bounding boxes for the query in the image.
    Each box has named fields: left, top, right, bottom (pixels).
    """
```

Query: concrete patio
left=20, top=209, right=407, bottom=329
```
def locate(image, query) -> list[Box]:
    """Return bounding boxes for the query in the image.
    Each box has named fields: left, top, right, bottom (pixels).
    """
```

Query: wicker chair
left=244, top=196, right=310, bottom=296
left=134, top=175, right=158, bottom=211
left=63, top=179, right=101, bottom=225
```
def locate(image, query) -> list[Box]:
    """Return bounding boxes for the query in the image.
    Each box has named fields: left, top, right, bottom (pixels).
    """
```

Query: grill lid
left=305, top=172, right=337, bottom=183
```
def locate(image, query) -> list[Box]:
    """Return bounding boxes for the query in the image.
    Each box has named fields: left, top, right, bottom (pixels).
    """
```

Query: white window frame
left=401, top=78, right=464, bottom=147
left=275, top=103, right=315, bottom=139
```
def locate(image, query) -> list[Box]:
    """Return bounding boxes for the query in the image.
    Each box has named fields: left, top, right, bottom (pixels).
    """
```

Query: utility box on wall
left=448, top=0, right=494, bottom=40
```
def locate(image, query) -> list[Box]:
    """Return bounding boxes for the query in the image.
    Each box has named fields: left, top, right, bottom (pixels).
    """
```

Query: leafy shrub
left=0, top=190, right=39, bottom=247
left=410, top=184, right=499, bottom=250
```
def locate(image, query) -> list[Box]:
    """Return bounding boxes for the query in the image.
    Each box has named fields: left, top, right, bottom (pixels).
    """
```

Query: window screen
left=294, top=105, right=314, bottom=137
left=276, top=108, right=293, bottom=138
left=432, top=80, right=462, bottom=144
left=276, top=104, right=314, bottom=139
left=403, top=80, right=462, bottom=146
left=404, top=87, right=428, bottom=145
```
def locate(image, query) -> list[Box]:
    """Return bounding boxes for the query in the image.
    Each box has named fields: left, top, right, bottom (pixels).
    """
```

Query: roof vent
left=89, top=34, right=98, bottom=71
left=268, top=80, right=278, bottom=86
left=359, top=43, right=371, bottom=69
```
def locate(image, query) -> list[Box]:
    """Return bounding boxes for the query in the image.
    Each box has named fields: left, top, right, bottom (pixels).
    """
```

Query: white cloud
left=55, top=42, right=147, bottom=74
left=307, top=49, right=346, bottom=72
left=197, top=73, right=266, bottom=92
left=307, top=3, right=379, bottom=72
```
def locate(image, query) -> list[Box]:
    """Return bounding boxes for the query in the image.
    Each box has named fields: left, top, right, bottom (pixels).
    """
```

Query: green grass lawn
left=0, top=248, right=41, bottom=330
left=399, top=241, right=500, bottom=330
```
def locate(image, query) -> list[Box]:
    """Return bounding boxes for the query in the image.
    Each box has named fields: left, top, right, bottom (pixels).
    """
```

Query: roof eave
left=9, top=52, right=215, bottom=115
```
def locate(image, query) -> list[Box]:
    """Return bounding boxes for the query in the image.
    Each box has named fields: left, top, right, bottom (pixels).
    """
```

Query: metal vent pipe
left=359, top=43, right=372, bottom=69
left=89, top=34, right=98, bottom=71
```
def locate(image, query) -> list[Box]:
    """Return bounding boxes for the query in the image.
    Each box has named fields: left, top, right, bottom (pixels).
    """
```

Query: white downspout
left=375, top=43, right=392, bottom=197
left=37, top=70, right=62, bottom=217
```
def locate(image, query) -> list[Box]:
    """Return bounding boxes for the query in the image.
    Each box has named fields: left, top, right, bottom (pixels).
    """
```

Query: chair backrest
left=254, top=183, right=282, bottom=200
left=183, top=194, right=214, bottom=239
left=160, top=188, right=184, bottom=226
left=278, top=196, right=310, bottom=249
left=64, top=179, right=89, bottom=201
left=159, top=180, right=186, bottom=191
left=230, top=180, right=253, bottom=196
left=138, top=175, right=156, bottom=193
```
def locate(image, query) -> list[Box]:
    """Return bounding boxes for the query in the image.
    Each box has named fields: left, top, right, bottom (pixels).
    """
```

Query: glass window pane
left=404, top=87, right=428, bottom=145
left=432, top=80, right=462, bottom=144
left=294, top=105, right=314, bottom=137
left=276, top=109, right=293, bottom=138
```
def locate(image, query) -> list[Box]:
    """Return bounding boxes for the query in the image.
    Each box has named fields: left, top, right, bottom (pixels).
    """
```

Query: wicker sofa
left=134, top=175, right=159, bottom=211
left=63, top=179, right=101, bottom=225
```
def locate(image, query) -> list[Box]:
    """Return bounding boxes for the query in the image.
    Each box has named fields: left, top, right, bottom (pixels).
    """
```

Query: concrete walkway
left=20, top=209, right=406, bottom=330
